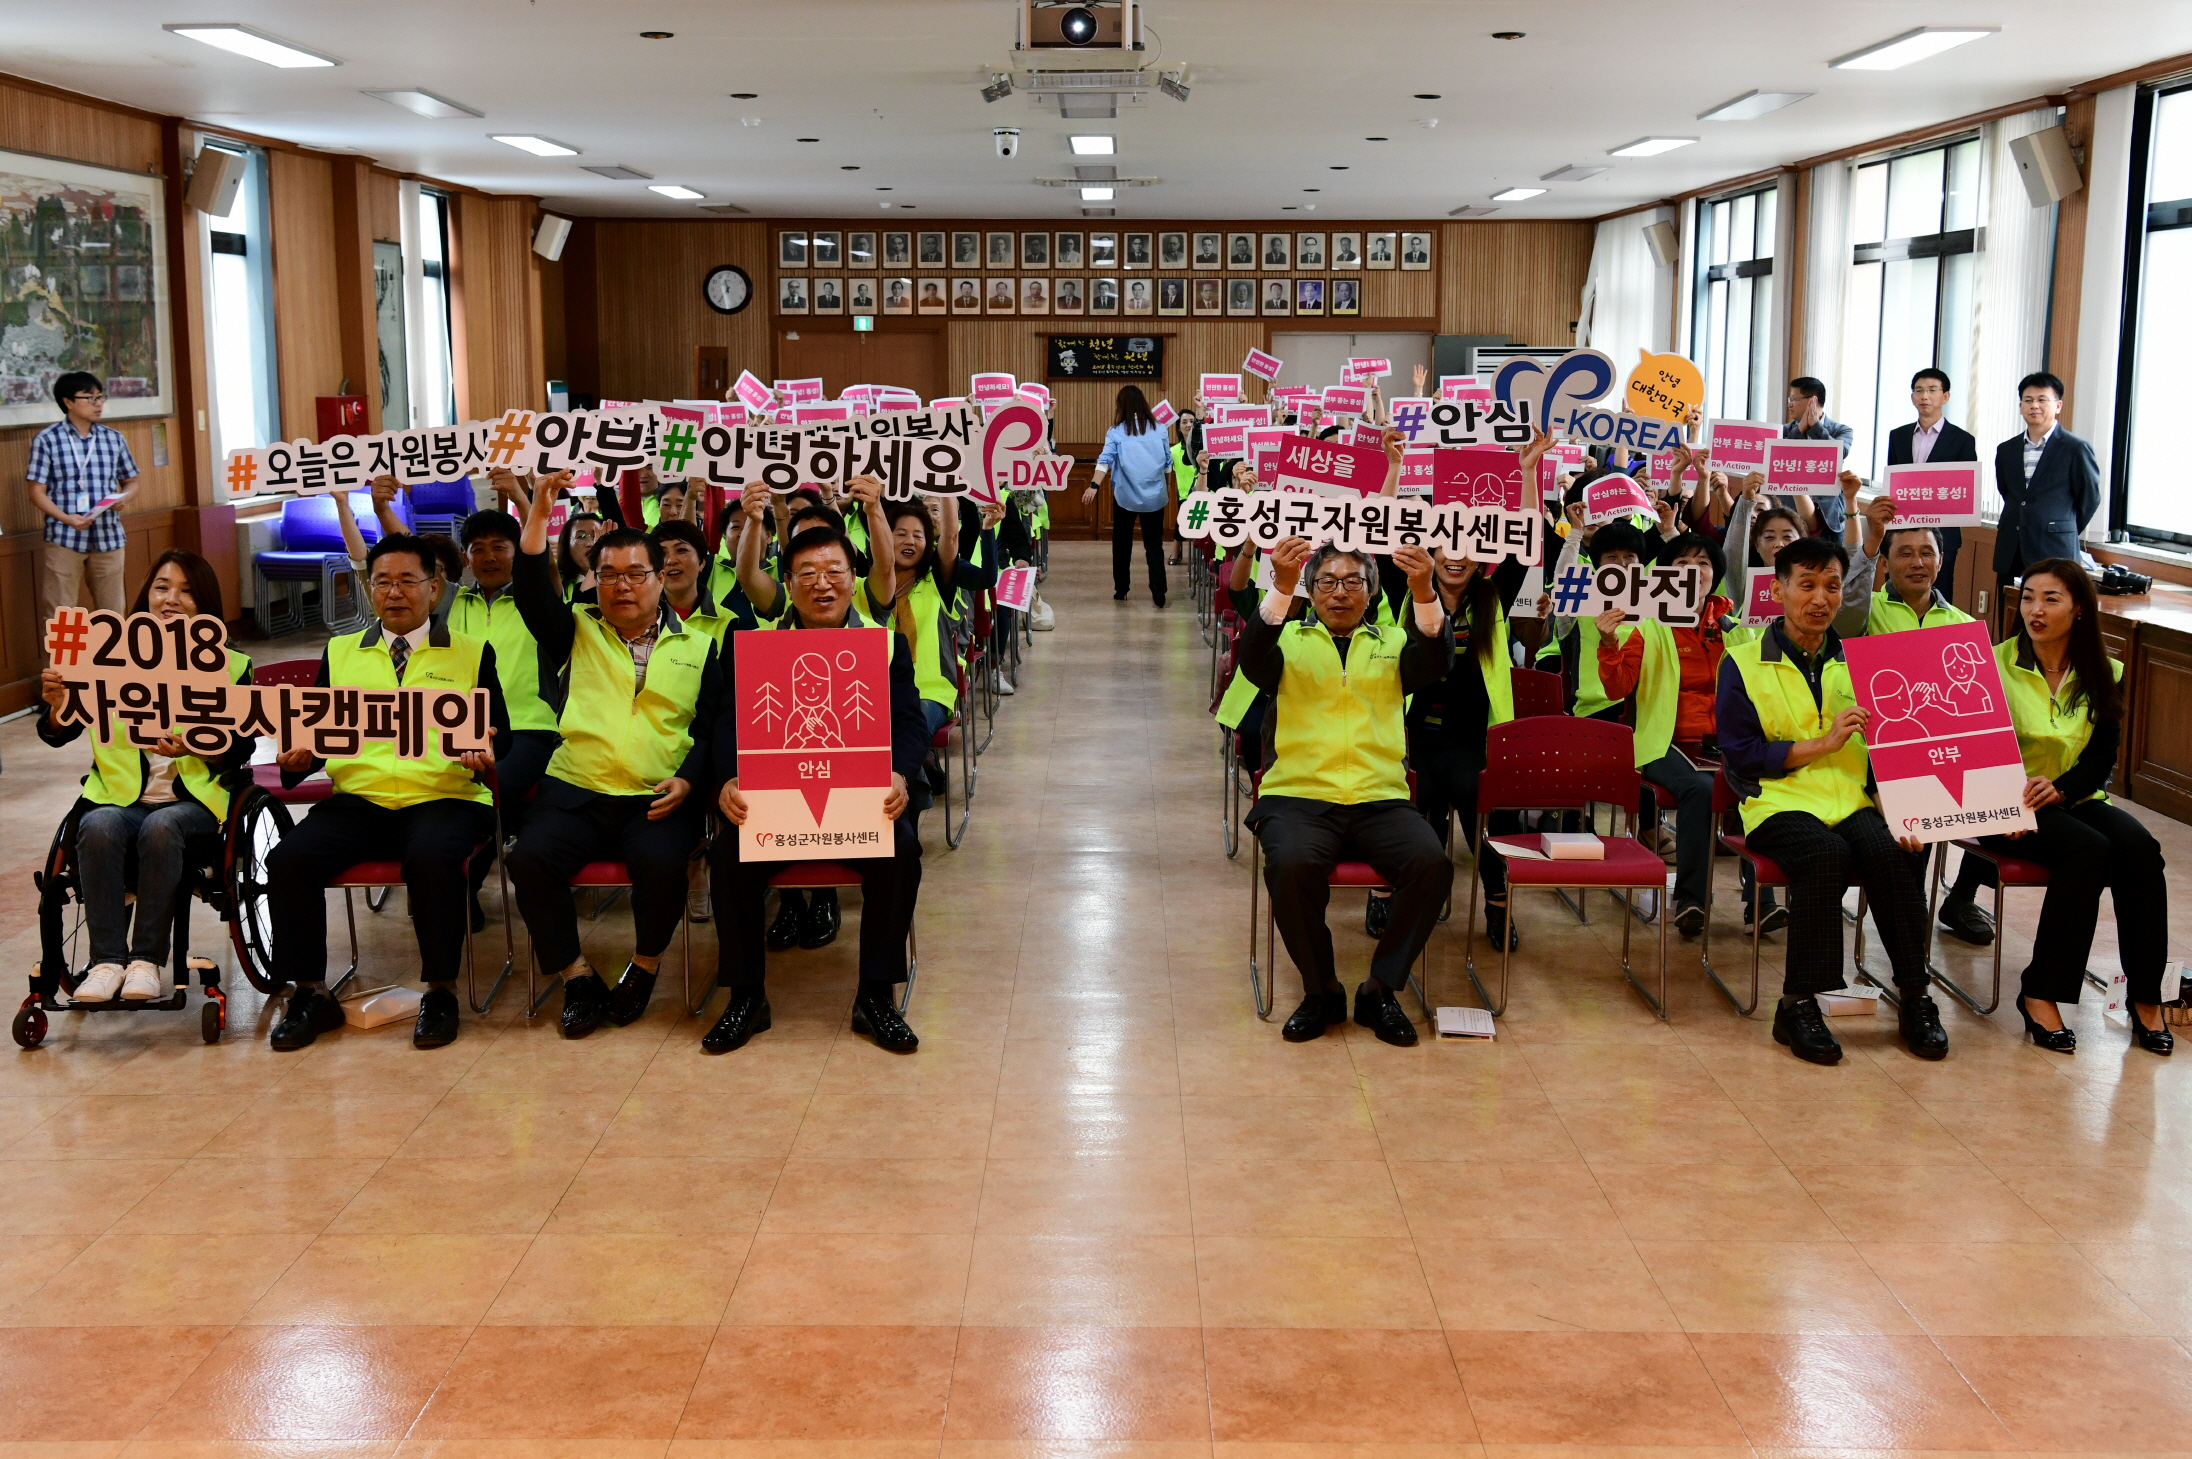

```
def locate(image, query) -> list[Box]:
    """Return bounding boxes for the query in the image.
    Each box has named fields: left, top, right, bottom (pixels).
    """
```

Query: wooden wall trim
left=2048, top=94, right=2099, bottom=419
left=2066, top=52, right=2192, bottom=99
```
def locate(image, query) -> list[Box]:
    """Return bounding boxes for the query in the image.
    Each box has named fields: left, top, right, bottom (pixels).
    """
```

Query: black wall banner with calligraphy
left=1045, top=335, right=1165, bottom=381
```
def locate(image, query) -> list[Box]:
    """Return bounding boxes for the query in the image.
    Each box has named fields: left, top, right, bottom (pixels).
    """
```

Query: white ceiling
left=10, top=1, right=2189, bottom=221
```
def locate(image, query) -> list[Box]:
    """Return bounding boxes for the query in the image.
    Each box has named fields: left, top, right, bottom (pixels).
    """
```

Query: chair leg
left=1699, top=848, right=1759, bottom=1016
left=898, top=917, right=918, bottom=1014
left=1247, top=835, right=1273, bottom=1019
left=467, top=827, right=517, bottom=1015
left=680, top=902, right=710, bottom=1017
left=331, top=888, right=360, bottom=1000
left=1930, top=867, right=2007, bottom=1017
left=1461, top=815, right=1509, bottom=1017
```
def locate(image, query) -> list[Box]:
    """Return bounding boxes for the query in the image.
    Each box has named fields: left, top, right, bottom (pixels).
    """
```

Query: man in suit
left=1782, top=376, right=1857, bottom=536
left=1885, top=367, right=1980, bottom=595
left=1991, top=371, right=2100, bottom=583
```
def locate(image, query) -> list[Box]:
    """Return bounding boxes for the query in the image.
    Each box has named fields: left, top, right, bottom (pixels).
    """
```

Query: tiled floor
left=4, top=541, right=2192, bottom=1456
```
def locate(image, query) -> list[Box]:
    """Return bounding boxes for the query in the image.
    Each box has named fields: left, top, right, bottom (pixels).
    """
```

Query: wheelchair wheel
left=223, top=787, right=292, bottom=995
left=13, top=1000, right=47, bottom=1050
left=34, top=813, right=86, bottom=1000
left=200, top=997, right=223, bottom=1044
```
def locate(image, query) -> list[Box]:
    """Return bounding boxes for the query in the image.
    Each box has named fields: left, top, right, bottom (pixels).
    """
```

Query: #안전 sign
left=1550, top=562, right=1708, bottom=626
left=1047, top=334, right=1163, bottom=380
left=734, top=627, right=896, bottom=860
left=1843, top=621, right=2034, bottom=844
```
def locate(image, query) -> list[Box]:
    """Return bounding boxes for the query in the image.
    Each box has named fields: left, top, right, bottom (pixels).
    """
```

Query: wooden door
left=695, top=346, right=729, bottom=399
left=775, top=326, right=944, bottom=400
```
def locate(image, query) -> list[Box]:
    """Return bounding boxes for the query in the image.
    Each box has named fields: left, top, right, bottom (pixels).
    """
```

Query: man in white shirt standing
left=26, top=371, right=140, bottom=644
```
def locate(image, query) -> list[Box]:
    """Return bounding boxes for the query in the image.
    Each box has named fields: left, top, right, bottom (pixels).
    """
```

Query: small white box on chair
left=1540, top=833, right=1604, bottom=860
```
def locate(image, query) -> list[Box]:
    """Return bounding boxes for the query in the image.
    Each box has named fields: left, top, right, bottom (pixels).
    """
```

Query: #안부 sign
left=734, top=627, right=896, bottom=860
left=1046, top=335, right=1163, bottom=380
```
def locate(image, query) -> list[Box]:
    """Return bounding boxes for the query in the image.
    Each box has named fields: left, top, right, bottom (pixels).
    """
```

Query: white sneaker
left=74, top=963, right=125, bottom=1002
left=996, top=675, right=1016, bottom=695
left=120, top=960, right=163, bottom=1001
left=688, top=887, right=712, bottom=924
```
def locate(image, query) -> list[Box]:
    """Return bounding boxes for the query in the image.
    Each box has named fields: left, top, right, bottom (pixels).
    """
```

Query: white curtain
left=1807, top=159, right=1855, bottom=417
left=1971, top=107, right=2062, bottom=516
left=1577, top=206, right=1675, bottom=378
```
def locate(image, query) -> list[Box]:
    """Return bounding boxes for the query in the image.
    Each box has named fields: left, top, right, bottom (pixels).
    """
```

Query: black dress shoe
left=1937, top=896, right=1996, bottom=946
left=924, top=758, right=948, bottom=796
left=414, top=986, right=460, bottom=1049
left=766, top=892, right=805, bottom=952
left=1113, top=590, right=1129, bottom=601
left=2020, top=998, right=2077, bottom=1053
left=701, top=988, right=772, bottom=1053
left=1898, top=991, right=1950, bottom=1061
left=1772, top=995, right=1842, bottom=1065
left=2131, top=1007, right=2176, bottom=1057
left=1674, top=902, right=1706, bottom=939
left=1153, top=593, right=1167, bottom=608
left=603, top=964, right=656, bottom=1027
left=799, top=890, right=842, bottom=950
left=1282, top=991, right=1348, bottom=1042
left=559, top=972, right=607, bottom=1040
left=1353, top=981, right=1419, bottom=1047
left=271, top=986, right=344, bottom=1051
left=1365, top=894, right=1391, bottom=939
left=851, top=989, right=919, bottom=1052
left=1484, top=903, right=1520, bottom=953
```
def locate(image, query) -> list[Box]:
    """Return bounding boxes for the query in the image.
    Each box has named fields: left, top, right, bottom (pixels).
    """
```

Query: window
left=2115, top=82, right=2192, bottom=541
left=1838, top=135, right=1982, bottom=481
left=413, top=187, right=456, bottom=426
left=1691, top=186, right=1777, bottom=423
left=200, top=141, right=278, bottom=471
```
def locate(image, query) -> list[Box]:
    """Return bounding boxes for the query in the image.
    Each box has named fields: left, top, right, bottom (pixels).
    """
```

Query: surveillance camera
left=994, top=127, right=1021, bottom=158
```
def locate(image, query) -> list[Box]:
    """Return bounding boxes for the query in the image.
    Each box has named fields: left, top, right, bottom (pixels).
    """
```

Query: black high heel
left=2130, top=1005, right=2175, bottom=1057
left=2020, top=998, right=2076, bottom=1054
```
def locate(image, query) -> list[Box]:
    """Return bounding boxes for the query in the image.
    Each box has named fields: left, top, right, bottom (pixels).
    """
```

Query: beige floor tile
left=1389, top=1161, right=1624, bottom=1240
left=0, top=1158, right=181, bottom=1235
left=790, top=1095, right=996, bottom=1162
left=243, top=1232, right=530, bottom=1325
left=1735, top=1095, right=1978, bottom=1167
left=976, top=1158, right=1193, bottom=1236
left=1631, top=1239, right=1924, bottom=1333
left=1592, top=1162, right=1842, bottom=1242
left=724, top=1233, right=972, bottom=1325
left=112, top=1158, right=382, bottom=1235
left=1792, top=1163, right=2063, bottom=1243
left=1186, top=1159, right=1407, bottom=1237
left=1551, top=1098, right=1779, bottom=1165
left=988, top=1096, right=1186, bottom=1161
left=1193, top=1235, right=1440, bottom=1329
left=329, top=1156, right=586, bottom=1235
left=545, top=1158, right=784, bottom=1235
left=961, top=1233, right=1201, bottom=1326
left=760, top=1159, right=986, bottom=1234
left=483, top=1233, right=749, bottom=1326
left=1415, top=1236, right=1680, bottom=1331
left=3, top=1232, right=311, bottom=1325
left=1858, top=1240, right=2164, bottom=1335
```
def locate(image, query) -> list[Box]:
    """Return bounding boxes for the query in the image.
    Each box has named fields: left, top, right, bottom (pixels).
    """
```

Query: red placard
left=1274, top=434, right=1386, bottom=496
left=1844, top=622, right=2035, bottom=843
left=735, top=627, right=895, bottom=859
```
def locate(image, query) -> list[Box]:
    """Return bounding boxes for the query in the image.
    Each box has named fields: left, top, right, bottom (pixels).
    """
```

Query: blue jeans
left=77, top=800, right=218, bottom=966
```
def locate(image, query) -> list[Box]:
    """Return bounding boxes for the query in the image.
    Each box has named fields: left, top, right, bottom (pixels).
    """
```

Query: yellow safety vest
left=1726, top=633, right=1871, bottom=833
left=445, top=583, right=556, bottom=732
left=1997, top=638, right=2123, bottom=805
left=80, top=649, right=251, bottom=820
left=546, top=607, right=715, bottom=796
left=325, top=625, right=492, bottom=808
left=1258, top=617, right=1411, bottom=805
left=1865, top=588, right=1972, bottom=636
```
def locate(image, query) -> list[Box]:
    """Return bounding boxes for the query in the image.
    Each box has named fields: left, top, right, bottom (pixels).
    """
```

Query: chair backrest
left=252, top=658, right=321, bottom=688
left=274, top=491, right=386, bottom=552
left=407, top=477, right=476, bottom=514
left=1510, top=666, right=1565, bottom=719
left=1478, top=715, right=1641, bottom=815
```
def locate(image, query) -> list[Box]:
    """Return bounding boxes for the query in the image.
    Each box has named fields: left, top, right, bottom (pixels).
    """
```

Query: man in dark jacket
left=1991, top=371, right=2100, bottom=582
left=1885, top=367, right=1980, bottom=595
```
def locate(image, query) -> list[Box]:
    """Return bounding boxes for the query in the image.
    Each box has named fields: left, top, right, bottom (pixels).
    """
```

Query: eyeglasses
left=370, top=575, right=433, bottom=592
left=792, top=566, right=853, bottom=586
left=1310, top=576, right=1370, bottom=594
left=596, top=569, right=658, bottom=587
left=66, top=392, right=106, bottom=404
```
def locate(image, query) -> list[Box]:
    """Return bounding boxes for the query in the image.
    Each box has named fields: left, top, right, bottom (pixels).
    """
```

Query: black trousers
left=469, top=728, right=558, bottom=891
left=710, top=816, right=922, bottom=995
left=1978, top=798, right=2168, bottom=1005
left=1409, top=741, right=1517, bottom=897
left=1745, top=807, right=1930, bottom=998
left=506, top=777, right=704, bottom=975
left=1251, top=796, right=1453, bottom=995
left=1112, top=507, right=1168, bottom=600
left=268, top=793, right=495, bottom=986
left=1640, top=748, right=1714, bottom=910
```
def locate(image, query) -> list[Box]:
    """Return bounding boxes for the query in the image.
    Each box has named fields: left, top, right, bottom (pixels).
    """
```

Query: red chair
left=528, top=857, right=707, bottom=1019
left=1701, top=803, right=1875, bottom=1017
left=1464, top=717, right=1674, bottom=1018
left=764, top=861, right=918, bottom=1014
left=1510, top=666, right=1566, bottom=720
left=1923, top=838, right=2048, bottom=1015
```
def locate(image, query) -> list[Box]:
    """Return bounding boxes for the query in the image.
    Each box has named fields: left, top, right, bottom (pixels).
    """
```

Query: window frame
left=1689, top=183, right=1779, bottom=424
left=2110, top=76, right=2192, bottom=545
left=197, top=137, right=280, bottom=488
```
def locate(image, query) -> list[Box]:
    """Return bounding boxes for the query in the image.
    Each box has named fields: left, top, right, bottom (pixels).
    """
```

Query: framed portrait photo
left=953, top=231, right=981, bottom=268
left=1366, top=232, right=1397, bottom=270
left=1227, top=232, right=1256, bottom=270
left=1329, top=277, right=1360, bottom=317
left=986, top=275, right=1017, bottom=314
left=1053, top=276, right=1085, bottom=315
left=915, top=231, right=943, bottom=267
left=1158, top=231, right=1187, bottom=269
left=811, top=230, right=842, bottom=268
left=915, top=277, right=948, bottom=314
left=778, top=274, right=809, bottom=313
left=1122, top=276, right=1154, bottom=315
left=1400, top=231, right=1432, bottom=270
left=1261, top=277, right=1292, bottom=315
left=1157, top=276, right=1187, bottom=316
left=811, top=275, right=844, bottom=313
left=1055, top=231, right=1085, bottom=268
left=987, top=231, right=1014, bottom=269
left=951, top=277, right=983, bottom=314
left=882, top=231, right=912, bottom=267
left=1193, top=232, right=1222, bottom=269
left=1330, top=232, right=1363, bottom=270
left=1089, top=276, right=1120, bottom=315
left=1294, top=277, right=1324, bottom=316
left=881, top=277, right=913, bottom=315
left=1192, top=276, right=1224, bottom=316
left=1021, top=231, right=1050, bottom=268
left=1123, top=232, right=1152, bottom=269
left=778, top=231, right=808, bottom=269
left=848, top=277, right=878, bottom=315
left=1020, top=276, right=1050, bottom=315
left=1261, top=233, right=1290, bottom=271
left=847, top=231, right=876, bottom=268
left=1295, top=233, right=1325, bottom=269
left=1226, top=277, right=1256, bottom=316
left=1089, top=232, right=1118, bottom=268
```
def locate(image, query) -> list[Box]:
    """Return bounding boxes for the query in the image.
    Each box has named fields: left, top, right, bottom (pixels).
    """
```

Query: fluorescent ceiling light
left=1491, top=187, right=1545, bottom=201
left=492, top=134, right=580, bottom=156
left=164, top=23, right=338, bottom=67
left=363, top=88, right=479, bottom=119
left=1448, top=205, right=1499, bottom=217
left=1831, top=26, right=1997, bottom=70
left=649, top=184, right=704, bottom=200
left=1698, top=90, right=1811, bottom=121
left=1607, top=136, right=1696, bottom=158
left=1539, top=164, right=1609, bottom=182
left=1080, top=185, right=1116, bottom=202
left=1070, top=135, right=1115, bottom=155
left=582, top=165, right=653, bottom=180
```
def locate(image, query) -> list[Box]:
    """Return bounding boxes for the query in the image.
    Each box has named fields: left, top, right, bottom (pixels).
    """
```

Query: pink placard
left=1339, top=364, right=1372, bottom=388
left=1885, top=461, right=1981, bottom=528
left=1348, top=421, right=1384, bottom=449
left=980, top=402, right=1049, bottom=504
left=1149, top=398, right=1178, bottom=426
left=1583, top=473, right=1655, bottom=524
left=1202, top=422, right=1250, bottom=459
left=1707, top=418, right=1777, bottom=473
left=1321, top=385, right=1370, bottom=416
left=793, top=403, right=851, bottom=424
left=1440, top=376, right=1493, bottom=403
left=775, top=378, right=826, bottom=404
left=734, top=627, right=895, bottom=859
left=1386, top=397, right=1433, bottom=443
left=1274, top=434, right=1387, bottom=497
left=1242, top=348, right=1284, bottom=382
left=1347, top=356, right=1392, bottom=378
left=1765, top=440, right=1842, bottom=492
left=1212, top=404, right=1272, bottom=425
left=994, top=566, right=1037, bottom=612
left=1742, top=573, right=1780, bottom=626
left=715, top=401, right=751, bottom=426
left=1644, top=450, right=1679, bottom=488
left=1200, top=373, right=1243, bottom=403
left=1399, top=447, right=1436, bottom=496
left=927, top=396, right=967, bottom=410
left=1245, top=426, right=1294, bottom=483
left=1435, top=446, right=1524, bottom=510
left=1015, top=382, right=1051, bottom=408
left=733, top=371, right=774, bottom=413
left=1844, top=621, right=2036, bottom=843
left=971, top=372, right=1018, bottom=404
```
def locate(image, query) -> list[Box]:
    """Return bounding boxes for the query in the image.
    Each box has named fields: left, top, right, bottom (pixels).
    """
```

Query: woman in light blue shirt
left=1085, top=385, right=1174, bottom=605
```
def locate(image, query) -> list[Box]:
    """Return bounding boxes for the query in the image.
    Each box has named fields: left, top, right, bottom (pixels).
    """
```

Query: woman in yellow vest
left=1977, top=559, right=2170, bottom=1054
left=36, top=551, right=253, bottom=1004
left=868, top=499, right=970, bottom=746
left=556, top=509, right=604, bottom=602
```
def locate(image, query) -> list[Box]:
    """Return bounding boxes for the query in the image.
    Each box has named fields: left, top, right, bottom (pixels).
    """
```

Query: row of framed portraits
left=778, top=229, right=1432, bottom=273
left=777, top=274, right=1368, bottom=317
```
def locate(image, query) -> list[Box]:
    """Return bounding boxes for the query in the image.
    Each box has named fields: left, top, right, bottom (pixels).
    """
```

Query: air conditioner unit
left=1019, top=0, right=1140, bottom=51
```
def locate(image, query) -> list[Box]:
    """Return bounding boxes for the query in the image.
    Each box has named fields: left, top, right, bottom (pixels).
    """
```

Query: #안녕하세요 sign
left=1843, top=621, right=2034, bottom=844
left=734, top=627, right=896, bottom=860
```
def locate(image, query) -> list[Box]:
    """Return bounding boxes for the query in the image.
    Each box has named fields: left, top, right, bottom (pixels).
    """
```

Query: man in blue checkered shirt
left=27, top=370, right=141, bottom=643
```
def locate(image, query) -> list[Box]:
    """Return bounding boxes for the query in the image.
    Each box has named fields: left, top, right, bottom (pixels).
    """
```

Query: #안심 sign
left=1047, top=335, right=1163, bottom=380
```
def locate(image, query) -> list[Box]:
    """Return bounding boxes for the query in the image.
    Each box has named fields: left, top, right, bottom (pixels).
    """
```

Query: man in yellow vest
left=508, top=472, right=722, bottom=1039
left=1715, top=535, right=1946, bottom=1065
left=267, top=533, right=509, bottom=1052
left=1241, top=537, right=1451, bottom=1047
left=710, top=522, right=930, bottom=1055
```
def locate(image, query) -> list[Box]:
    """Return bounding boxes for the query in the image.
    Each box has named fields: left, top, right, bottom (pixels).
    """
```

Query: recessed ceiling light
left=1607, top=136, right=1696, bottom=158
left=640, top=31, right=673, bottom=39
left=364, top=88, right=480, bottom=119
left=492, top=134, right=580, bottom=157
left=1070, top=135, right=1115, bottom=155
left=163, top=23, right=338, bottom=67
left=1281, top=205, right=1298, bottom=211
left=1698, top=90, right=1813, bottom=121
left=1491, top=187, right=1545, bottom=201
left=1080, top=185, right=1116, bottom=202
left=1831, top=26, right=1997, bottom=70
left=1540, top=164, right=1610, bottom=182
left=796, top=137, right=820, bottom=143
left=581, top=165, right=653, bottom=180
left=1492, top=31, right=1525, bottom=40
left=648, top=184, right=704, bottom=200
left=1329, top=165, right=1349, bottom=171
left=729, top=92, right=758, bottom=99
left=876, top=186, right=892, bottom=191
left=1303, top=188, right=1321, bottom=193
left=841, top=165, right=860, bottom=171
left=1413, top=92, right=1441, bottom=99
left=1365, top=136, right=1388, bottom=142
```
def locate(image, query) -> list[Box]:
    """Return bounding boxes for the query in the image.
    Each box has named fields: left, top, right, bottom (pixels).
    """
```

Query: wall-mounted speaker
left=533, top=213, right=572, bottom=262
left=2009, top=125, right=2083, bottom=207
left=1642, top=219, right=1679, bottom=267
left=183, top=146, right=245, bottom=216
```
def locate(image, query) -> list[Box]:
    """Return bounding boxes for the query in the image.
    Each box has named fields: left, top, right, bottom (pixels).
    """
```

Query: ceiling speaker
left=184, top=146, right=245, bottom=216
left=533, top=213, right=572, bottom=262
left=2009, top=126, right=2083, bottom=207
left=1642, top=219, right=1679, bottom=267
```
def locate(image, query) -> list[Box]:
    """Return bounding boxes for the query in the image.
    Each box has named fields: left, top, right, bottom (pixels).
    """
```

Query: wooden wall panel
left=367, top=169, right=403, bottom=243
left=585, top=220, right=772, bottom=402
left=1439, top=221, right=1594, bottom=344
left=945, top=319, right=1269, bottom=446
left=268, top=148, right=344, bottom=437
left=453, top=193, right=545, bottom=420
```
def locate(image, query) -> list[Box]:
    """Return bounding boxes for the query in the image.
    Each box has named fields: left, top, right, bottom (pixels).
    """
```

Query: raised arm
left=846, top=474, right=895, bottom=608
left=331, top=488, right=369, bottom=567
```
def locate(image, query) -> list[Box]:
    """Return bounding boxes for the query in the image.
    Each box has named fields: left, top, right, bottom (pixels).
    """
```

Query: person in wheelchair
left=509, top=471, right=721, bottom=1040
left=36, top=550, right=253, bottom=1003
left=709, top=522, right=931, bottom=1056
left=268, top=532, right=510, bottom=1052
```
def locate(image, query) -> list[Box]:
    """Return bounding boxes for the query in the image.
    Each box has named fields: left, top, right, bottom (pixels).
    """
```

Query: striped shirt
left=26, top=421, right=137, bottom=554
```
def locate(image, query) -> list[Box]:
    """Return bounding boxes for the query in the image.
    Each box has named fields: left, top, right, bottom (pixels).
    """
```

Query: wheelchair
left=17, top=778, right=292, bottom=1048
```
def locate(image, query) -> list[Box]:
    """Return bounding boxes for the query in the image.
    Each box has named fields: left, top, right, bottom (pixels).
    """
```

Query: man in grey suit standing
left=1991, top=371, right=2100, bottom=583
left=1885, top=368, right=1980, bottom=596
left=1782, top=376, right=1857, bottom=535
